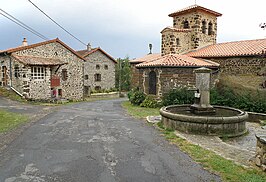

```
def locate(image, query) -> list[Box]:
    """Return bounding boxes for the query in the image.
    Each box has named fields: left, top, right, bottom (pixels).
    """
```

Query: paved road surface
left=0, top=99, right=220, bottom=182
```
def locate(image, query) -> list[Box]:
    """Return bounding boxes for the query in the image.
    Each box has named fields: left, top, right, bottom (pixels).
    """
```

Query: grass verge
left=121, top=101, right=160, bottom=119
left=122, top=101, right=266, bottom=182
left=0, top=109, right=28, bottom=133
left=0, top=87, right=26, bottom=102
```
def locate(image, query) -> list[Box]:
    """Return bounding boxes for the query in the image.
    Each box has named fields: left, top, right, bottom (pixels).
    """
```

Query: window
left=183, top=20, right=189, bottom=29
left=94, top=73, right=101, bottom=82
left=104, top=65, right=108, bottom=70
left=176, top=38, right=180, bottom=46
left=96, top=64, right=100, bottom=69
left=14, top=64, right=19, bottom=78
left=202, top=21, right=207, bottom=34
left=85, top=75, right=89, bottom=80
left=95, top=86, right=101, bottom=91
left=62, top=69, right=68, bottom=81
left=208, top=22, right=213, bottom=35
left=31, top=67, right=44, bottom=80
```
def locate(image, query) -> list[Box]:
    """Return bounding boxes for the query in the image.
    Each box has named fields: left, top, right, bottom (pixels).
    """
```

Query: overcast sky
left=0, top=0, right=265, bottom=59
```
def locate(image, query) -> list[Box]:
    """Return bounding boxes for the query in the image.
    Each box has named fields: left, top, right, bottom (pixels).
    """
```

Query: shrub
left=140, top=96, right=160, bottom=108
left=210, top=84, right=266, bottom=113
left=162, top=87, right=194, bottom=106
left=128, top=89, right=146, bottom=106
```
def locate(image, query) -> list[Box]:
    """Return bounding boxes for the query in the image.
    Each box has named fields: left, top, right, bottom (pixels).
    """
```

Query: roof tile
left=169, top=5, right=222, bottom=17
left=136, top=54, right=219, bottom=68
left=12, top=55, right=67, bottom=66
left=186, top=39, right=266, bottom=58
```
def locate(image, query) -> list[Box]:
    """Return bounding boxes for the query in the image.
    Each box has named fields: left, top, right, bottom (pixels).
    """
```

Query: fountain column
left=190, top=67, right=215, bottom=114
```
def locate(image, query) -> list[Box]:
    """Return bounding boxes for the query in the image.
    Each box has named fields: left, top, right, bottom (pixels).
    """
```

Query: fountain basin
left=160, top=105, right=248, bottom=137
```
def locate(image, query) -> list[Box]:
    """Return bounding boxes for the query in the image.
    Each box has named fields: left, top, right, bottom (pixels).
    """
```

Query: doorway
left=148, top=71, right=157, bottom=95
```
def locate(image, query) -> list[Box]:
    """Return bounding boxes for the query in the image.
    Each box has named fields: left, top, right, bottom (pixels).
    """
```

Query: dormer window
left=183, top=20, right=189, bottom=29
left=202, top=21, right=207, bottom=34
left=208, top=22, right=213, bottom=35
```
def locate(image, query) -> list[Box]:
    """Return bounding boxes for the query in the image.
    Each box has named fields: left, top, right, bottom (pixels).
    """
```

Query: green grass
left=121, top=101, right=160, bottom=118
left=0, top=109, right=28, bottom=133
left=122, top=101, right=266, bottom=182
left=0, top=87, right=26, bottom=102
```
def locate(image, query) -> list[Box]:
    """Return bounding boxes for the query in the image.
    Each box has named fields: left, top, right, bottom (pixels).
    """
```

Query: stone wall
left=137, top=67, right=219, bottom=96
left=161, top=30, right=191, bottom=56
left=208, top=57, right=266, bottom=75
left=0, top=56, right=11, bottom=87
left=130, top=63, right=142, bottom=89
left=83, top=50, right=116, bottom=91
left=161, top=11, right=218, bottom=55
left=255, top=133, right=266, bottom=171
left=12, top=42, right=84, bottom=100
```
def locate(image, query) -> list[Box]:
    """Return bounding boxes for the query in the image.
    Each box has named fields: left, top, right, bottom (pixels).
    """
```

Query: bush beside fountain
left=160, top=67, right=248, bottom=137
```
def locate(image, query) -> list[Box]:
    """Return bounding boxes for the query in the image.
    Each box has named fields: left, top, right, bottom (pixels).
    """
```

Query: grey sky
left=0, top=0, right=265, bottom=59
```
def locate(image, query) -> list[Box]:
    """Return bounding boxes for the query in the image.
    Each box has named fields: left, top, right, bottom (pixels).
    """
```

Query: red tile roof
left=76, top=48, right=117, bottom=63
left=135, top=54, right=219, bottom=68
left=130, top=53, right=161, bottom=63
left=169, top=5, right=222, bottom=17
left=12, top=55, right=67, bottom=66
left=0, top=38, right=85, bottom=61
left=161, top=27, right=191, bottom=33
left=186, top=39, right=266, bottom=58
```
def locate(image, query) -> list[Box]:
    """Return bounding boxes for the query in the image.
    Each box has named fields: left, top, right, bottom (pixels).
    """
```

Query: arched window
left=183, top=20, right=189, bottom=29
left=202, top=21, right=207, bottom=34
left=208, top=22, right=213, bottom=35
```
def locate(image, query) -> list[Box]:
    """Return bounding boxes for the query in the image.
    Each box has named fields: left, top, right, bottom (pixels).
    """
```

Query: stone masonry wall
left=0, top=56, right=11, bottom=87
left=208, top=57, right=266, bottom=75
left=161, top=31, right=191, bottom=56
left=162, top=11, right=218, bottom=55
left=14, top=42, right=84, bottom=100
left=130, top=63, right=142, bottom=89
left=83, top=50, right=116, bottom=91
left=255, top=134, right=266, bottom=171
left=137, top=67, right=219, bottom=96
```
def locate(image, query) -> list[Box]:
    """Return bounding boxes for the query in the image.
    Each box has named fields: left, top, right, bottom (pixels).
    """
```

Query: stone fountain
left=160, top=67, right=248, bottom=137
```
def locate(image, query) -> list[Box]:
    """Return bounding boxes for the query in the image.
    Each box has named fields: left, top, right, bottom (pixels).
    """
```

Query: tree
left=115, top=57, right=131, bottom=91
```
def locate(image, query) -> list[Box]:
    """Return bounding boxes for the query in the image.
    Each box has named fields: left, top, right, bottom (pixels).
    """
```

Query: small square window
left=62, top=69, right=68, bottom=81
left=85, top=75, right=89, bottom=80
left=104, top=65, right=108, bottom=70
left=96, top=65, right=100, bottom=69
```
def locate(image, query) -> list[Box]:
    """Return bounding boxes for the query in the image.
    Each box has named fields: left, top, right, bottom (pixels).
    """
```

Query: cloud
left=0, top=0, right=265, bottom=58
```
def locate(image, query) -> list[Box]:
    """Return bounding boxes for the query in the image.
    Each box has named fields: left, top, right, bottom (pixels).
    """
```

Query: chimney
left=22, top=38, right=28, bottom=46
left=87, top=43, right=91, bottom=51
left=148, top=43, right=152, bottom=54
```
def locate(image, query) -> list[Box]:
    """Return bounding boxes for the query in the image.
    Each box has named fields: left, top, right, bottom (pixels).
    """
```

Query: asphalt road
left=0, top=99, right=220, bottom=182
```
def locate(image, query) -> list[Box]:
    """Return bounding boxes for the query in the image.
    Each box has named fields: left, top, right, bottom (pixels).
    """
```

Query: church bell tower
left=161, top=5, right=222, bottom=56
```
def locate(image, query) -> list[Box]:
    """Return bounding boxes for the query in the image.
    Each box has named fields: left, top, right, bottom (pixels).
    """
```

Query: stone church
left=130, top=4, right=266, bottom=96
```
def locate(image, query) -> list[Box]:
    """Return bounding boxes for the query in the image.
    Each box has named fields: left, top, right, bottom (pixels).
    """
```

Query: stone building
left=130, top=4, right=266, bottom=96
left=161, top=5, right=222, bottom=56
left=0, top=38, right=85, bottom=100
left=77, top=45, right=116, bottom=95
left=136, top=54, right=219, bottom=96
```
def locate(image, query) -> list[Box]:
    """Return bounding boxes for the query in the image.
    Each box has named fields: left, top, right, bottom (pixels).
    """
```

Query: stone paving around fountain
left=147, top=116, right=265, bottom=168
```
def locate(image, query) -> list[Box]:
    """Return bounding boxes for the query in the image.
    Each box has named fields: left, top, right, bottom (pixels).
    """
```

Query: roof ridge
left=216, top=38, right=266, bottom=45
